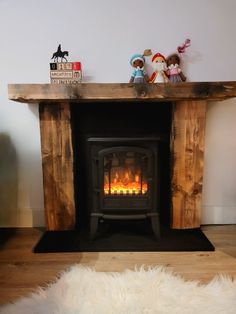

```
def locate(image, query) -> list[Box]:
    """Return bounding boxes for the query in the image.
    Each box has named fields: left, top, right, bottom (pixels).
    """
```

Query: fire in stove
left=104, top=170, right=148, bottom=195
left=103, top=151, right=148, bottom=196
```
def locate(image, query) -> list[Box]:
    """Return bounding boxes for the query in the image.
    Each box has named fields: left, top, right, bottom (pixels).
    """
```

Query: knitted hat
left=152, top=53, right=166, bottom=63
left=130, top=54, right=145, bottom=66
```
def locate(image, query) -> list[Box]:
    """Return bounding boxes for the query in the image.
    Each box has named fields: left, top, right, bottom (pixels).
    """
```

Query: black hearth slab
left=33, top=225, right=214, bottom=253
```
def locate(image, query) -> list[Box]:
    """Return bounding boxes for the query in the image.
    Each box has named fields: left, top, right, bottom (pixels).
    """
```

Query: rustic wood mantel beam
left=8, top=82, right=236, bottom=103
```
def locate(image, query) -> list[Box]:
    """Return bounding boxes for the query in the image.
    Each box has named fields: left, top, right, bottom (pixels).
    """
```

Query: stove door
left=98, top=146, right=154, bottom=212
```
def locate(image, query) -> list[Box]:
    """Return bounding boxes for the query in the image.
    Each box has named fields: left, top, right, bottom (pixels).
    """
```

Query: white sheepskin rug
left=1, top=266, right=236, bottom=314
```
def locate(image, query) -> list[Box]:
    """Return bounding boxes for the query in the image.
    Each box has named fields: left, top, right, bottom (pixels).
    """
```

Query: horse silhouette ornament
left=51, top=44, right=69, bottom=62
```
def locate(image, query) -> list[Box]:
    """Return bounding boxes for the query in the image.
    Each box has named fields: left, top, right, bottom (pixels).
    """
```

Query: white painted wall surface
left=0, top=0, right=235, bottom=226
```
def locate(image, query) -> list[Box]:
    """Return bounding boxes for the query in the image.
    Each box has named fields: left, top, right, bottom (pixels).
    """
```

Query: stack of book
left=50, top=62, right=82, bottom=84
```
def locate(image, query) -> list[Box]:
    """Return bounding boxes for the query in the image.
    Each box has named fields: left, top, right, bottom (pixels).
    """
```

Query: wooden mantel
left=8, top=81, right=236, bottom=103
left=8, top=82, right=236, bottom=230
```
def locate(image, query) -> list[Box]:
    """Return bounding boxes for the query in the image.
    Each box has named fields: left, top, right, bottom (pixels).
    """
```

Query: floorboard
left=0, top=225, right=235, bottom=305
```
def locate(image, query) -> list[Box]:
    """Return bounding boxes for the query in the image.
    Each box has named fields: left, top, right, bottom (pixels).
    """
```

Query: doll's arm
left=144, top=74, right=149, bottom=82
left=149, top=72, right=156, bottom=83
left=129, top=76, right=134, bottom=83
left=179, top=71, right=186, bottom=82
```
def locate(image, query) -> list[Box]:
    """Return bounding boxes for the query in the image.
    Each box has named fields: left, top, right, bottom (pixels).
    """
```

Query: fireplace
left=87, top=137, right=161, bottom=239
left=8, top=82, right=236, bottom=235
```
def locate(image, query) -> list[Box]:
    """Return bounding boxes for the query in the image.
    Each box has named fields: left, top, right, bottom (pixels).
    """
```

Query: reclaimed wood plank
left=39, top=102, right=75, bottom=230
left=8, top=82, right=236, bottom=103
left=171, top=100, right=207, bottom=228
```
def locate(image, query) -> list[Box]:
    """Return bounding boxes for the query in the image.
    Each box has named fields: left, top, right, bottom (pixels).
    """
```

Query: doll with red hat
left=129, top=54, right=149, bottom=83
left=149, top=53, right=169, bottom=83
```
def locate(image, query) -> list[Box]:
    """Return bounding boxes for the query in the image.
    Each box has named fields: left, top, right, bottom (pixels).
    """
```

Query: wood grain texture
left=0, top=226, right=235, bottom=305
left=39, top=102, right=75, bottom=230
left=8, top=82, right=236, bottom=103
left=171, top=100, right=207, bottom=228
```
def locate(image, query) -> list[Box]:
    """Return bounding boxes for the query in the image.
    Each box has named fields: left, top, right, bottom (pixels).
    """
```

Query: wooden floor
left=0, top=225, right=235, bottom=305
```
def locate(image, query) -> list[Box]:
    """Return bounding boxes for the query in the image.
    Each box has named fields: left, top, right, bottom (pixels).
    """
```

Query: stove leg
left=90, top=215, right=99, bottom=240
left=150, top=214, right=161, bottom=240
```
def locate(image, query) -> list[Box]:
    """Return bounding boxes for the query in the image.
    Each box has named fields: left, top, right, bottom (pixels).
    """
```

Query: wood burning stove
left=87, top=137, right=161, bottom=239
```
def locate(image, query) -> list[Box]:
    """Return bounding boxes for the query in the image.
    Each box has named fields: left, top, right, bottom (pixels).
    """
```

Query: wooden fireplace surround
left=8, top=82, right=236, bottom=230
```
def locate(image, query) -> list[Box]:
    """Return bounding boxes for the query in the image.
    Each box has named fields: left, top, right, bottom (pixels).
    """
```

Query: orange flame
left=104, top=171, right=147, bottom=195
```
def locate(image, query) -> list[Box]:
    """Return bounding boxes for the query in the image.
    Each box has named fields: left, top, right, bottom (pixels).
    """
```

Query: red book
left=72, top=62, right=81, bottom=70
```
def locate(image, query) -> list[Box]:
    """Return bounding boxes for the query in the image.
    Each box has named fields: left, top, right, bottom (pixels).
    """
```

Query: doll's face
left=153, top=57, right=167, bottom=71
left=133, top=59, right=144, bottom=68
left=167, top=54, right=180, bottom=66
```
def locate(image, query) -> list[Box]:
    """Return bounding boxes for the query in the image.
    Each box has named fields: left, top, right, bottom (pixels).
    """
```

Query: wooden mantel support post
left=39, top=102, right=75, bottom=230
left=171, top=100, right=207, bottom=228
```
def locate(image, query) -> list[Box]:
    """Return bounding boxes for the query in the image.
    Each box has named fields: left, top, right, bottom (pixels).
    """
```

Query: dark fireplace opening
left=71, top=102, right=172, bottom=238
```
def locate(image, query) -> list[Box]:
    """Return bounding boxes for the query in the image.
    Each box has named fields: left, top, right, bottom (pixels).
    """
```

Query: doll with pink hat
left=166, top=53, right=186, bottom=82
left=166, top=39, right=190, bottom=83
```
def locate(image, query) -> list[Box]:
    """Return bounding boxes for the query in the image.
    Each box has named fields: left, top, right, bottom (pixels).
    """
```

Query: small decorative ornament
left=143, top=49, right=152, bottom=57
left=50, top=44, right=82, bottom=84
left=129, top=54, right=149, bottom=83
left=166, top=39, right=191, bottom=83
left=51, top=44, right=69, bottom=62
left=149, top=53, right=169, bottom=83
left=177, top=38, right=191, bottom=54
left=166, top=54, right=186, bottom=82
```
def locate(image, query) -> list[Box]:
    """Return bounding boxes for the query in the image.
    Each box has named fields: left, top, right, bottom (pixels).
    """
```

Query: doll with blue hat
left=129, top=53, right=149, bottom=83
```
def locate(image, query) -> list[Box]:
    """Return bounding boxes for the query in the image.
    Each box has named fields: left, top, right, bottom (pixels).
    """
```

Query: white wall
left=202, top=99, right=236, bottom=224
left=0, top=0, right=235, bottom=226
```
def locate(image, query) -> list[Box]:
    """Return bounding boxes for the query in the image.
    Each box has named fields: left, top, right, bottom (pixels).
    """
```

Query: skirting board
left=0, top=208, right=45, bottom=228
left=202, top=206, right=236, bottom=224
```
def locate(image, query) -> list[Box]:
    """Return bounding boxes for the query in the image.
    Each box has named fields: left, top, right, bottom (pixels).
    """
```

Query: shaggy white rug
left=0, top=266, right=235, bottom=314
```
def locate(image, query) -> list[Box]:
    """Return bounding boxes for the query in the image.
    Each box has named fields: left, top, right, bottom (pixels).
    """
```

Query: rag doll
left=129, top=54, right=148, bottom=83
left=149, top=53, right=169, bottom=83
left=166, top=53, right=186, bottom=82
